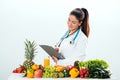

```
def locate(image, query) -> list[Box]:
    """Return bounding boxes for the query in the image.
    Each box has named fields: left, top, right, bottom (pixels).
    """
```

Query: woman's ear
left=79, top=21, right=82, bottom=26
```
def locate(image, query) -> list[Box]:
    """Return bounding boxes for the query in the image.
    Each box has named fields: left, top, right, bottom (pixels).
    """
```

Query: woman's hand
left=54, top=47, right=59, bottom=52
left=52, top=47, right=59, bottom=64
left=52, top=56, right=58, bottom=64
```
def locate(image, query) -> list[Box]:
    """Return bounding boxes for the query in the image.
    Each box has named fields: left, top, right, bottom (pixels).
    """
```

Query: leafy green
left=78, top=59, right=111, bottom=78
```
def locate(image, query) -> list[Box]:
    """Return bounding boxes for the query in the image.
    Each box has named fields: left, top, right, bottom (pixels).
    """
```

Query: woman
left=52, top=8, right=90, bottom=66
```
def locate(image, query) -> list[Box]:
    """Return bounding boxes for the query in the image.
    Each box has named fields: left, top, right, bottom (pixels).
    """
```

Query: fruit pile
left=12, top=39, right=111, bottom=78
left=12, top=59, right=111, bottom=78
left=12, top=63, right=80, bottom=78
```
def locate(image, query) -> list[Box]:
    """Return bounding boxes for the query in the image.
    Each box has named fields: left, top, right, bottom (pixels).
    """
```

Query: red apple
left=34, top=69, right=43, bottom=78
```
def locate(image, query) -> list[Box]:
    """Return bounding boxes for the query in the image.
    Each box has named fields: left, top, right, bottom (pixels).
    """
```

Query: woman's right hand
left=52, top=47, right=59, bottom=64
left=52, top=56, right=58, bottom=64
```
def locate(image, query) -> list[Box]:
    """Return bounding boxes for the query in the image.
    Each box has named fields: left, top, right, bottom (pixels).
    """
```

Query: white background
left=0, top=0, right=120, bottom=80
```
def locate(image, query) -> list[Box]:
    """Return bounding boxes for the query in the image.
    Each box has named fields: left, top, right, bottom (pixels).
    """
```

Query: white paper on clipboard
left=39, top=45, right=65, bottom=59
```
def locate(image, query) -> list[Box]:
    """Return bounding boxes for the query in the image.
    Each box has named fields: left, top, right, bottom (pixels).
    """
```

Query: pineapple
left=23, top=39, right=37, bottom=69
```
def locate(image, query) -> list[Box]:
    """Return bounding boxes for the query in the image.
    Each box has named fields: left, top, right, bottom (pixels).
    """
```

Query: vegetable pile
left=78, top=59, right=111, bottom=78
left=12, top=59, right=111, bottom=79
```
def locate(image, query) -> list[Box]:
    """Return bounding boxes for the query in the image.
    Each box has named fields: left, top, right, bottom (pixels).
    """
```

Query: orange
left=32, top=64, right=39, bottom=70
left=54, top=65, right=65, bottom=72
left=27, top=73, right=34, bottom=78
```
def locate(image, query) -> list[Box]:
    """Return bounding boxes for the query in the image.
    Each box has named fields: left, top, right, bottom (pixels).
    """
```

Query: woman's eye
left=72, top=22, right=76, bottom=24
left=68, top=19, right=70, bottom=22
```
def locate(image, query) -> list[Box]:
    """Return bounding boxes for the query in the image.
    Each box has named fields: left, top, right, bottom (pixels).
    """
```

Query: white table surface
left=8, top=73, right=113, bottom=80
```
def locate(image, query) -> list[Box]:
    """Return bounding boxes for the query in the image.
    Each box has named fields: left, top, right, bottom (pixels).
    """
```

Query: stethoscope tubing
left=55, top=28, right=80, bottom=47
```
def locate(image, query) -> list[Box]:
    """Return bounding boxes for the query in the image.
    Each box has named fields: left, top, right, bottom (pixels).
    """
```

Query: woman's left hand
left=54, top=47, right=59, bottom=52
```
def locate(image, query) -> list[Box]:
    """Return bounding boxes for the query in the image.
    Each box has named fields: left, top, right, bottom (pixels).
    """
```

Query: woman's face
left=67, top=15, right=81, bottom=31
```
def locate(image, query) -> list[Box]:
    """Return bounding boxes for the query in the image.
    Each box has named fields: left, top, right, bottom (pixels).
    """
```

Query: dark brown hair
left=70, top=8, right=90, bottom=37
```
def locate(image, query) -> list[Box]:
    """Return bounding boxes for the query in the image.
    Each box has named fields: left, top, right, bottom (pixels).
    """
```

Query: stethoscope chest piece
left=70, top=40, right=74, bottom=44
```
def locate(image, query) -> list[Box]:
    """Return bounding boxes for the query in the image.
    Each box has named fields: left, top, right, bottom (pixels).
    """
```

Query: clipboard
left=40, top=45, right=65, bottom=59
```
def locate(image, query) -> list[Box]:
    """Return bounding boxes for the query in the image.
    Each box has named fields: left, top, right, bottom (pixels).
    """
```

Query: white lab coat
left=57, top=29, right=88, bottom=66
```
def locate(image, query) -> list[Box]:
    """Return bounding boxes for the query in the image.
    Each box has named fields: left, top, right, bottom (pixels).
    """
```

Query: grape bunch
left=79, top=68, right=89, bottom=78
left=42, top=66, right=58, bottom=78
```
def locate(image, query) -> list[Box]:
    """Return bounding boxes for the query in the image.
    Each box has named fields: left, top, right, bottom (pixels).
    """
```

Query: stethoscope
left=55, top=28, right=80, bottom=47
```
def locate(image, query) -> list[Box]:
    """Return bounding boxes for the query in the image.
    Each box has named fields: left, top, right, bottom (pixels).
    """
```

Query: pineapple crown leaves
left=24, top=39, right=37, bottom=60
